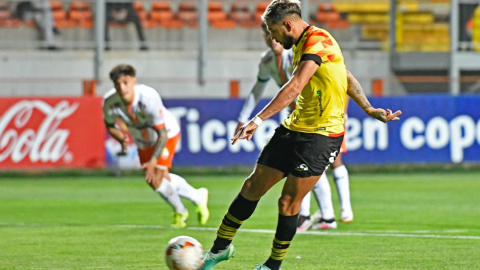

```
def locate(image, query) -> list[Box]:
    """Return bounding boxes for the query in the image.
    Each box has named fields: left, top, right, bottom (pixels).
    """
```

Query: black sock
left=211, top=194, right=259, bottom=253
left=265, top=214, right=298, bottom=270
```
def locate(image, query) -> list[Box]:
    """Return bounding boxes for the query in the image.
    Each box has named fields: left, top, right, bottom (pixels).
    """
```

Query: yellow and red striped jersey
left=282, top=25, right=347, bottom=136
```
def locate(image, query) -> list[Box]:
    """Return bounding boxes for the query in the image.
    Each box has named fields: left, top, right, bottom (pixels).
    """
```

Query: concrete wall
left=0, top=49, right=404, bottom=98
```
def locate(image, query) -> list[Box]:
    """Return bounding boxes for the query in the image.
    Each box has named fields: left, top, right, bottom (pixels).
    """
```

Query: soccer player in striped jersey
left=201, top=1, right=401, bottom=269
left=236, top=22, right=354, bottom=232
left=103, top=64, right=209, bottom=228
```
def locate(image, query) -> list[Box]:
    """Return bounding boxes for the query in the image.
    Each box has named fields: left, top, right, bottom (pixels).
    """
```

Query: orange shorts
left=137, top=133, right=180, bottom=170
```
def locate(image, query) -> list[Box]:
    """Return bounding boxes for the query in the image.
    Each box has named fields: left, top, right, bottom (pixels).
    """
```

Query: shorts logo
left=328, top=151, right=338, bottom=163
left=295, top=164, right=309, bottom=171
left=325, top=151, right=339, bottom=171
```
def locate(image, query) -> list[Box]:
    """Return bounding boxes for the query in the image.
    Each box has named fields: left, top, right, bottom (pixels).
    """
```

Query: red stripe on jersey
left=329, top=131, right=345, bottom=137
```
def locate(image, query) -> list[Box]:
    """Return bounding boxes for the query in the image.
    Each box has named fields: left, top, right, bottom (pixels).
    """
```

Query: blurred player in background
left=103, top=64, right=209, bottom=228
left=201, top=0, right=401, bottom=269
left=235, top=21, right=294, bottom=133
left=298, top=97, right=353, bottom=231
left=236, top=21, right=353, bottom=232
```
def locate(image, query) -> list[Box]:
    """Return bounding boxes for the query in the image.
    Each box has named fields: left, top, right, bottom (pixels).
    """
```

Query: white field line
left=1, top=222, right=477, bottom=240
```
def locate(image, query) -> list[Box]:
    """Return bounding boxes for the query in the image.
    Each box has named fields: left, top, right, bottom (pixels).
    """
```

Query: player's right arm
left=235, top=54, right=271, bottom=134
left=105, top=125, right=129, bottom=153
left=103, top=96, right=129, bottom=153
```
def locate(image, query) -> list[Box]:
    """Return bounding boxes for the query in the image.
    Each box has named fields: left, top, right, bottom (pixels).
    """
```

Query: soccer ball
left=165, top=236, right=204, bottom=270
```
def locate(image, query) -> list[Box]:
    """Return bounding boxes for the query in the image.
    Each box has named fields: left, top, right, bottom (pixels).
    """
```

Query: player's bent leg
left=152, top=168, right=188, bottom=228
left=262, top=174, right=319, bottom=270
left=169, top=173, right=210, bottom=225
left=240, top=164, right=286, bottom=201
left=203, top=164, right=284, bottom=269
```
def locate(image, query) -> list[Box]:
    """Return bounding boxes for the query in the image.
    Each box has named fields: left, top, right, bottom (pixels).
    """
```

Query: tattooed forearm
left=346, top=70, right=372, bottom=111
left=152, top=127, right=168, bottom=160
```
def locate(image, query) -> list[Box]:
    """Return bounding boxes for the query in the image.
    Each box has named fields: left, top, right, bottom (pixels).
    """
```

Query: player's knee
left=278, top=195, right=302, bottom=215
left=241, top=177, right=262, bottom=200
left=278, top=195, right=293, bottom=213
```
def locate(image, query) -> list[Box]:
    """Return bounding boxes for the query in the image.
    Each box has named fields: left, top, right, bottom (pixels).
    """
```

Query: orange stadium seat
left=178, top=2, right=198, bottom=23
left=69, top=0, right=93, bottom=26
left=316, top=11, right=341, bottom=23
left=50, top=1, right=64, bottom=11
left=79, top=19, right=93, bottom=29
left=239, top=20, right=262, bottom=28
left=327, top=19, right=350, bottom=29
left=160, top=20, right=184, bottom=29
left=208, top=2, right=227, bottom=23
left=150, top=1, right=174, bottom=22
left=70, top=10, right=93, bottom=21
left=0, top=9, right=10, bottom=21
left=56, top=19, right=77, bottom=29
left=141, top=19, right=157, bottom=29
left=230, top=2, right=252, bottom=23
left=211, top=19, right=236, bottom=29
left=133, top=1, right=144, bottom=11
left=70, top=1, right=90, bottom=11
left=0, top=3, right=22, bottom=28
left=254, top=2, right=269, bottom=21
left=53, top=10, right=67, bottom=21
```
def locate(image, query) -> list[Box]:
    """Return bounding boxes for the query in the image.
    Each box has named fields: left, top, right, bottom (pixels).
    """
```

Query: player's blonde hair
left=262, top=0, right=302, bottom=24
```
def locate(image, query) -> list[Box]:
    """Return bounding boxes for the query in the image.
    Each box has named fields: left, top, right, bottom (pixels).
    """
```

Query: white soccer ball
left=165, top=236, right=204, bottom=270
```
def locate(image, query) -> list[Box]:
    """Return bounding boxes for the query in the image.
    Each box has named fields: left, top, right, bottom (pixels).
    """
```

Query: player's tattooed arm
left=346, top=70, right=372, bottom=112
left=152, top=127, right=168, bottom=160
left=346, top=70, right=402, bottom=123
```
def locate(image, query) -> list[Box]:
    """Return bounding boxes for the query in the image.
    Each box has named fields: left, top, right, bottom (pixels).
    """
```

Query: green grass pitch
left=1, top=171, right=479, bottom=269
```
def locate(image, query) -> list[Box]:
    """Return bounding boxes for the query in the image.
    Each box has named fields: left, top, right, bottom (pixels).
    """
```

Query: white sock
left=299, top=191, right=311, bottom=217
left=333, top=165, right=352, bottom=212
left=155, top=178, right=186, bottom=214
left=312, top=172, right=335, bottom=220
left=169, top=173, right=201, bottom=205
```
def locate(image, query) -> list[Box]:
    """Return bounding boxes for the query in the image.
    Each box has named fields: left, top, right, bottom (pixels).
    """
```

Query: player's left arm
left=346, top=70, right=402, bottom=123
left=232, top=60, right=318, bottom=144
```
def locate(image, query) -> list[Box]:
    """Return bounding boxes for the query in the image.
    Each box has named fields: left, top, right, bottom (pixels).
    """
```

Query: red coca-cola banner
left=0, top=97, right=105, bottom=169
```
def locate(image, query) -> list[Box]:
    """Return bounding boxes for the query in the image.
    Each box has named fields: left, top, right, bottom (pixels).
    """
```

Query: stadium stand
left=0, top=0, right=462, bottom=53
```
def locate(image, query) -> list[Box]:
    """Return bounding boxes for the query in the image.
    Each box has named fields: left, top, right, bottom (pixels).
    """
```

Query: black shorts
left=257, top=125, right=344, bottom=178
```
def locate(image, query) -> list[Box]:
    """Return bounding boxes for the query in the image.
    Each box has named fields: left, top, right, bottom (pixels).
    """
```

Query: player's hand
left=366, top=107, right=402, bottom=123
left=120, top=136, right=129, bottom=154
left=234, top=122, right=244, bottom=135
left=142, top=159, right=157, bottom=184
left=231, top=121, right=258, bottom=145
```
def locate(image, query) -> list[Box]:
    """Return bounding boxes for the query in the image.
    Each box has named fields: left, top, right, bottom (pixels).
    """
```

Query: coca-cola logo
left=0, top=100, right=79, bottom=163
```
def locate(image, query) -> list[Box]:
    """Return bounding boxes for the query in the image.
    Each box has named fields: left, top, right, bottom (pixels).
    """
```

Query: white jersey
left=103, top=84, right=180, bottom=150
left=237, top=48, right=294, bottom=123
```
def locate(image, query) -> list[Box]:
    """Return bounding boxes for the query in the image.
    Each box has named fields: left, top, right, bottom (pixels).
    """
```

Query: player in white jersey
left=235, top=22, right=353, bottom=232
left=235, top=21, right=294, bottom=132
left=103, top=64, right=210, bottom=228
